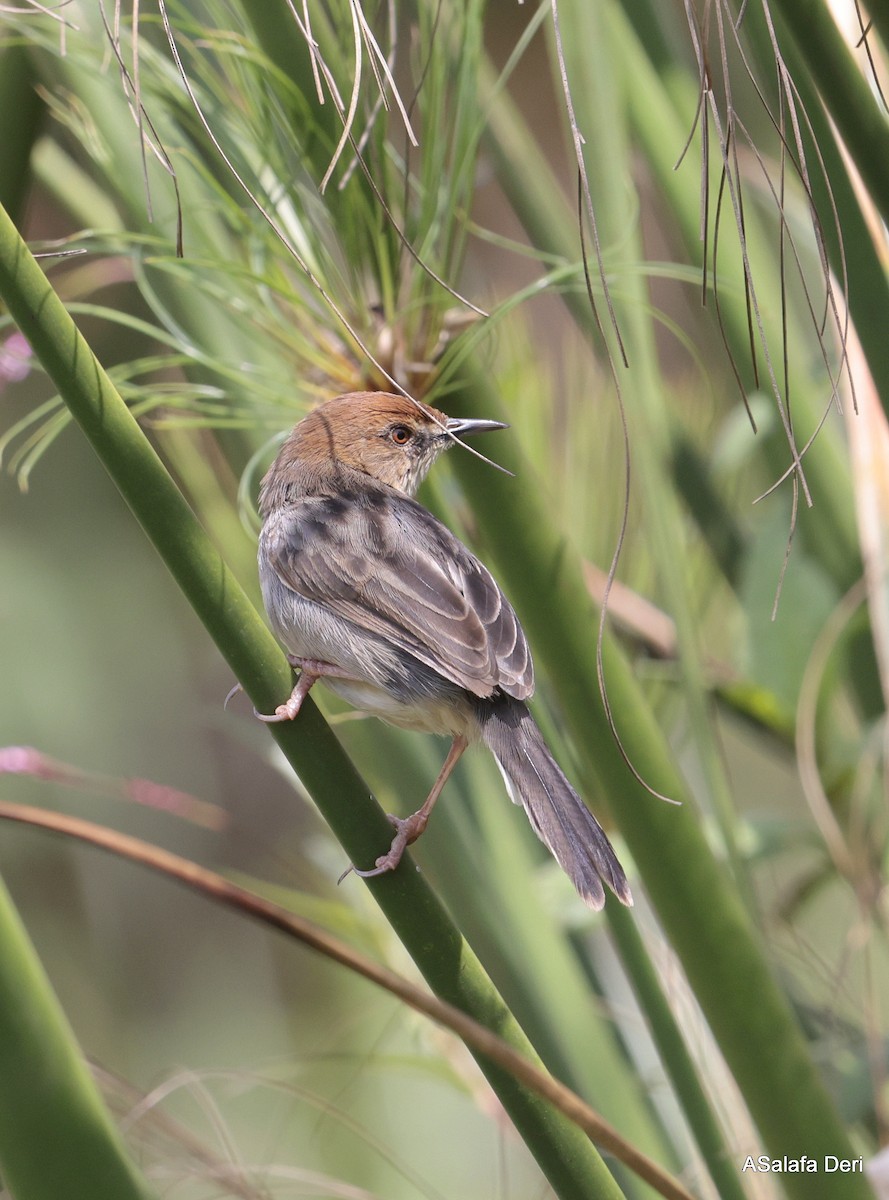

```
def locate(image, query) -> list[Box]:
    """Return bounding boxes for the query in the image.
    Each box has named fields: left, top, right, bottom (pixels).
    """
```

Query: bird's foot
left=254, top=689, right=308, bottom=723
left=254, top=658, right=353, bottom=723
left=340, top=810, right=429, bottom=881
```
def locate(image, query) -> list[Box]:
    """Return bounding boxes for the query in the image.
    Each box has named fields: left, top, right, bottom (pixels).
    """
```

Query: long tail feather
left=481, top=697, right=631, bottom=910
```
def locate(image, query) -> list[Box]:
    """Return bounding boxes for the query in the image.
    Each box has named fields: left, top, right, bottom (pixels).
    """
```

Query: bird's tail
left=481, top=697, right=631, bottom=910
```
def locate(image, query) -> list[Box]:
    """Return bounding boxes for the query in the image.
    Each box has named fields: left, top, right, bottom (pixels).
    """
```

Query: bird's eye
left=389, top=425, right=413, bottom=445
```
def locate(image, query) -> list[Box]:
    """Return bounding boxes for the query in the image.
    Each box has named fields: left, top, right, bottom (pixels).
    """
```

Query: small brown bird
left=257, top=391, right=631, bottom=909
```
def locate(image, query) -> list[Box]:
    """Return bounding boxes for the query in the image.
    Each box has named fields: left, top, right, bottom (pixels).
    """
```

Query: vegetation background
left=0, top=2, right=887, bottom=1199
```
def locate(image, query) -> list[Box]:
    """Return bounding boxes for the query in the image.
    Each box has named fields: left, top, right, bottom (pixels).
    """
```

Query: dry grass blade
left=99, top=1, right=183, bottom=255
left=712, top=5, right=811, bottom=504
left=336, top=0, right=395, bottom=187
left=147, top=3, right=486, bottom=348
left=317, top=0, right=418, bottom=192
left=293, top=0, right=326, bottom=103
left=682, top=0, right=857, bottom=514
left=93, top=1067, right=269, bottom=1200
left=352, top=0, right=417, bottom=142
left=318, top=0, right=363, bottom=192
left=0, top=0, right=76, bottom=24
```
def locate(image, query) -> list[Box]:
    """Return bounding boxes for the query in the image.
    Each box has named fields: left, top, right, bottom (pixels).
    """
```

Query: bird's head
left=263, top=391, right=506, bottom=503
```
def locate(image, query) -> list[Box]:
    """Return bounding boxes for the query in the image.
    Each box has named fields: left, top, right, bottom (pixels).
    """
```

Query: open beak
left=445, top=416, right=508, bottom=437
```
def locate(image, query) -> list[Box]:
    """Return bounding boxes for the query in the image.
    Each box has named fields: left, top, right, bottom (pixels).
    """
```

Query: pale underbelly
left=321, top=676, right=481, bottom=740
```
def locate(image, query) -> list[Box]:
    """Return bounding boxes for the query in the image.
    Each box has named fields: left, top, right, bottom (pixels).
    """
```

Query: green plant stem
left=670, top=428, right=747, bottom=588
left=444, top=367, right=873, bottom=1200
left=0, top=43, right=43, bottom=219
left=735, top=1, right=889, bottom=437
left=770, top=0, right=889, bottom=239
left=604, top=904, right=748, bottom=1200
left=0, top=199, right=632, bottom=1200
left=0, top=875, right=150, bottom=1200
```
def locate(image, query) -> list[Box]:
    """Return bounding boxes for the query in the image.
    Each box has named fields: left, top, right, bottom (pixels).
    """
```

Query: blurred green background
left=1, top=2, right=888, bottom=1198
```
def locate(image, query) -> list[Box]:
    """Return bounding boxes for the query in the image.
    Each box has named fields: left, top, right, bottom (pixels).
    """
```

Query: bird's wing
left=264, top=488, right=533, bottom=700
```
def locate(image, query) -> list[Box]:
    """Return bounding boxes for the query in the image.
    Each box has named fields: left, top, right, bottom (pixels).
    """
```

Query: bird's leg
left=254, top=657, right=355, bottom=723
left=349, top=735, right=468, bottom=879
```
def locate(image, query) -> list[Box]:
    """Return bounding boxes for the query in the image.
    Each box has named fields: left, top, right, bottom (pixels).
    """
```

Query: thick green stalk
left=0, top=43, right=43, bottom=218
left=604, top=905, right=749, bottom=1200
left=0, top=876, right=150, bottom=1200
left=743, top=2, right=889, bottom=429
left=769, top=0, right=889, bottom=237
left=0, top=200, right=630, bottom=1200
left=444, top=368, right=873, bottom=1200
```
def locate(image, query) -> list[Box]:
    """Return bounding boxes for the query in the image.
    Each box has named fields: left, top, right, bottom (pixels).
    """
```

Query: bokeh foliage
left=1, top=3, right=887, bottom=1199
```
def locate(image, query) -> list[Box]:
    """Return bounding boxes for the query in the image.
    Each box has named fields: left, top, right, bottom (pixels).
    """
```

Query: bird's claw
left=226, top=681, right=296, bottom=720
left=339, top=812, right=429, bottom=882
left=253, top=701, right=300, bottom=723
left=351, top=849, right=406, bottom=878
left=253, top=670, right=320, bottom=722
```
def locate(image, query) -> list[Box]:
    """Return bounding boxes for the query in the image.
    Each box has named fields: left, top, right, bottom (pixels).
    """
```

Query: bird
left=255, top=391, right=631, bottom=909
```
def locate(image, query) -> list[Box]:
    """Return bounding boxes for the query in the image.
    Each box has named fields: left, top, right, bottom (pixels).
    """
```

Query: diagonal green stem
left=0, top=200, right=630, bottom=1200
left=0, top=874, right=150, bottom=1200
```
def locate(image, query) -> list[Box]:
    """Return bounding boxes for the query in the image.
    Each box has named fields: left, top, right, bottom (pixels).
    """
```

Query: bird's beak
left=445, top=416, right=508, bottom=437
